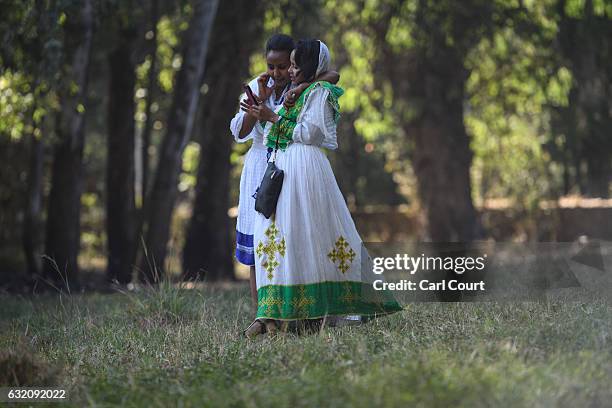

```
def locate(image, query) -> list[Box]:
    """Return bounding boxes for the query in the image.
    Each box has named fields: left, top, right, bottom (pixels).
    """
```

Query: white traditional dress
left=230, top=78, right=289, bottom=265
left=253, top=42, right=401, bottom=320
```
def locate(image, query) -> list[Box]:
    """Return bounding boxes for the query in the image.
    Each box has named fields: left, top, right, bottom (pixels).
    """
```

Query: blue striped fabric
left=235, top=230, right=255, bottom=266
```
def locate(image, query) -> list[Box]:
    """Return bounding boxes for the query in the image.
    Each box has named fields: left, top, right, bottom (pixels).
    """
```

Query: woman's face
left=266, top=50, right=291, bottom=90
left=288, top=50, right=305, bottom=85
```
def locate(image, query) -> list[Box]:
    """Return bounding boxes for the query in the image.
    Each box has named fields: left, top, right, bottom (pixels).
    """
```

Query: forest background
left=1, top=0, right=611, bottom=291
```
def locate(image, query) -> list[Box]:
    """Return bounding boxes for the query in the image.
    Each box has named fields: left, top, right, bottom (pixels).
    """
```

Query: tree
left=324, top=0, right=545, bottom=300
left=556, top=0, right=612, bottom=198
left=182, top=0, right=265, bottom=281
left=43, top=0, right=94, bottom=288
left=105, top=7, right=139, bottom=284
left=0, top=1, right=63, bottom=281
left=140, top=0, right=160, bottom=212
left=367, top=0, right=494, bottom=242
left=140, top=0, right=219, bottom=283
left=23, top=113, right=45, bottom=278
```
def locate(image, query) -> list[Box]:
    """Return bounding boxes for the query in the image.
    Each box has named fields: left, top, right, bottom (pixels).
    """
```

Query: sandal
left=243, top=319, right=266, bottom=338
left=263, top=319, right=279, bottom=334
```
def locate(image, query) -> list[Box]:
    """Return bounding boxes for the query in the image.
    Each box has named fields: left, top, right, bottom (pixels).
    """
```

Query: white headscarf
left=316, top=40, right=331, bottom=77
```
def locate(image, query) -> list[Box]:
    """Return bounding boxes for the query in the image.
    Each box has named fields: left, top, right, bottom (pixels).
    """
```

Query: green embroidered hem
left=256, top=281, right=403, bottom=320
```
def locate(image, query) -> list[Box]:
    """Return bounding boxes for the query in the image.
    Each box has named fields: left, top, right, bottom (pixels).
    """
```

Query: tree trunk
left=371, top=2, right=483, bottom=243
left=22, top=2, right=49, bottom=280
left=370, top=1, right=488, bottom=300
left=140, top=0, right=159, bottom=211
left=331, top=111, right=361, bottom=208
left=43, top=0, right=94, bottom=289
left=406, top=50, right=481, bottom=302
left=23, top=132, right=44, bottom=278
left=408, top=55, right=480, bottom=242
left=585, top=152, right=611, bottom=198
left=106, top=27, right=138, bottom=284
left=557, top=0, right=612, bottom=198
left=182, top=0, right=265, bottom=281
left=140, top=0, right=219, bottom=283
left=381, top=49, right=481, bottom=242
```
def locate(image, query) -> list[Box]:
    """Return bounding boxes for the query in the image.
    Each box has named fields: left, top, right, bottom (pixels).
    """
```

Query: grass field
left=1, top=283, right=611, bottom=407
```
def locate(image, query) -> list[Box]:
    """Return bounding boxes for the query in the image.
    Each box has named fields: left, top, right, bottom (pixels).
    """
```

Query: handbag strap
left=270, top=127, right=280, bottom=163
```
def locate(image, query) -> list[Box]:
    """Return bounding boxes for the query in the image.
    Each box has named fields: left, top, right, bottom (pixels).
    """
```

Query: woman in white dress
left=230, top=34, right=295, bottom=311
left=231, top=35, right=341, bottom=317
left=242, top=39, right=402, bottom=336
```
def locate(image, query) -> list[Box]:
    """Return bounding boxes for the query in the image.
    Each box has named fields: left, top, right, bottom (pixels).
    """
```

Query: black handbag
left=254, top=134, right=284, bottom=219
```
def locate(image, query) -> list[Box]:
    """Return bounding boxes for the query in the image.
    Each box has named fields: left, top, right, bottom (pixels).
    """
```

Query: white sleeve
left=229, top=78, right=261, bottom=143
left=230, top=109, right=251, bottom=143
left=292, top=87, right=338, bottom=150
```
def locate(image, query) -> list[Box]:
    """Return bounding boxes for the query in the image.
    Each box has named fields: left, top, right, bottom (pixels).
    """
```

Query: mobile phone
left=244, top=84, right=259, bottom=106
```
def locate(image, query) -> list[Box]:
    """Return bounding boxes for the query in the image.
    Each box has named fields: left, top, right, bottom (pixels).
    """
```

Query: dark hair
left=265, top=34, right=295, bottom=55
left=294, top=39, right=320, bottom=82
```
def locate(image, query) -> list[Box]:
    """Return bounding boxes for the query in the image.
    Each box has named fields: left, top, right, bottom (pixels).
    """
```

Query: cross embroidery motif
left=291, top=286, right=315, bottom=317
left=256, top=222, right=286, bottom=280
left=340, top=282, right=359, bottom=304
left=328, top=236, right=356, bottom=274
left=258, top=287, right=283, bottom=315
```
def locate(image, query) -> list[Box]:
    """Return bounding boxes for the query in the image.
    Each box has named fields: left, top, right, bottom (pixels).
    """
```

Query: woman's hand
left=256, top=72, right=273, bottom=101
left=240, top=101, right=280, bottom=123
left=283, top=83, right=308, bottom=108
left=239, top=93, right=262, bottom=118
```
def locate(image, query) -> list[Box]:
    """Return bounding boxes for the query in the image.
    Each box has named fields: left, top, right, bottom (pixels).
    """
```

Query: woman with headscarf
left=230, top=34, right=340, bottom=316
left=242, top=39, right=402, bottom=336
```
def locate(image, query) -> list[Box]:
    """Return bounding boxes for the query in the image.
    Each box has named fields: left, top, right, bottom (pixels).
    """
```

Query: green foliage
left=320, top=0, right=592, bottom=208
left=133, top=7, right=191, bottom=176
left=464, top=13, right=566, bottom=208
left=179, top=142, right=201, bottom=192
left=156, top=15, right=184, bottom=94
left=0, top=0, right=63, bottom=142
left=314, top=0, right=409, bottom=204
left=563, top=0, right=612, bottom=18
left=0, top=72, right=36, bottom=141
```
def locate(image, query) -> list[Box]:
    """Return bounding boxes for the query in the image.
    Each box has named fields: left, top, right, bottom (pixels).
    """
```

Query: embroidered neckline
left=265, top=81, right=344, bottom=151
